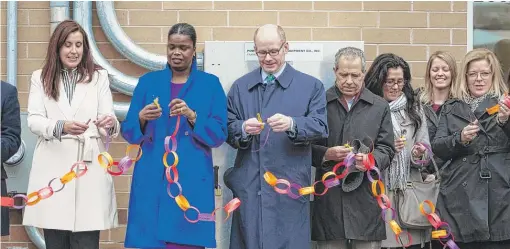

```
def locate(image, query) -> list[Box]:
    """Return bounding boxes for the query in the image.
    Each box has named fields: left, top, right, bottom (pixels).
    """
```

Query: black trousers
left=1, top=179, right=10, bottom=236
left=43, top=229, right=100, bottom=249
left=432, top=239, right=510, bottom=249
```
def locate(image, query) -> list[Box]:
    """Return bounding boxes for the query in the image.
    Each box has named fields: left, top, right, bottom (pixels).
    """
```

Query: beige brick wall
left=0, top=1, right=468, bottom=248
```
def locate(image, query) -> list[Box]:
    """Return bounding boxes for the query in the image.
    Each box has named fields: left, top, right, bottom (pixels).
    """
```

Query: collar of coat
left=160, top=56, right=200, bottom=99
left=247, top=63, right=295, bottom=90
left=442, top=96, right=499, bottom=121
left=326, top=85, right=375, bottom=106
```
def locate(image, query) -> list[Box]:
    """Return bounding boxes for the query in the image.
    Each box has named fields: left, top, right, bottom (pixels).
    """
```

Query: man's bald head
left=253, top=24, right=286, bottom=43
left=253, top=24, right=288, bottom=74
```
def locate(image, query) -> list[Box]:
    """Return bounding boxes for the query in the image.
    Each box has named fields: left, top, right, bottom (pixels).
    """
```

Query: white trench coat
left=23, top=69, right=119, bottom=232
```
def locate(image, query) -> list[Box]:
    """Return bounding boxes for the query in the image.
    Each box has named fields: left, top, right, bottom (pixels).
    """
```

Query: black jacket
left=432, top=97, right=510, bottom=242
left=1, top=81, right=21, bottom=179
left=414, top=88, right=450, bottom=172
left=311, top=86, right=395, bottom=241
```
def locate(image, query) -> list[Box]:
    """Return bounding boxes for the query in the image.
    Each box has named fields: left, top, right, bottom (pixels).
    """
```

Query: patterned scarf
left=388, top=94, right=410, bottom=190
left=464, top=93, right=491, bottom=112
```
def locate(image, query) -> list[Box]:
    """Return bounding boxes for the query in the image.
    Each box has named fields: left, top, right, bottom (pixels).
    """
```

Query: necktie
left=265, top=74, right=275, bottom=84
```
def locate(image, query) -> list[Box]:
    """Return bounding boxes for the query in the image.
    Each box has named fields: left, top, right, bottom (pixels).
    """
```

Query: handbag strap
left=429, top=154, right=441, bottom=181
left=417, top=142, right=442, bottom=181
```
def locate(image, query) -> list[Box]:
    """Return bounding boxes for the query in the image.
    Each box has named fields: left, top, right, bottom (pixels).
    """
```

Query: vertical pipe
left=7, top=1, right=17, bottom=87
left=24, top=2, right=71, bottom=247
left=467, top=1, right=474, bottom=51
left=50, top=1, right=70, bottom=34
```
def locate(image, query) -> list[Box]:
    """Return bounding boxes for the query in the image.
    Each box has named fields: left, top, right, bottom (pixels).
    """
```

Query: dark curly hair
left=365, top=53, right=422, bottom=138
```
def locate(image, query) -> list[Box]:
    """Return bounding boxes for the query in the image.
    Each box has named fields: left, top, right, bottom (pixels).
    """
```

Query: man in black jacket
left=1, top=80, right=21, bottom=236
left=311, top=47, right=395, bottom=249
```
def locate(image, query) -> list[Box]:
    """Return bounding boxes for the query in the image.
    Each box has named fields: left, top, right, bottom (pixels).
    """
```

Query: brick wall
left=0, top=1, right=468, bottom=248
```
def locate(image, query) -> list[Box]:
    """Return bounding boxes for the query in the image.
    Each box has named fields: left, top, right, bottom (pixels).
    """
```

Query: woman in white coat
left=22, top=20, right=119, bottom=249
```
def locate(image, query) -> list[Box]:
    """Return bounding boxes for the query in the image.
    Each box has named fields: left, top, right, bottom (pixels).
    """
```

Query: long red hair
left=40, top=20, right=100, bottom=100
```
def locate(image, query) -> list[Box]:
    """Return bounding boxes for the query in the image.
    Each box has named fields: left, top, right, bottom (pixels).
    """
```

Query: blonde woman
left=431, top=48, right=510, bottom=249
left=418, top=51, right=457, bottom=172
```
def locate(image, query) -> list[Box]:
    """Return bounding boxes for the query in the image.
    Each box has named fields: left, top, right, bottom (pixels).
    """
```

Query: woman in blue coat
left=121, top=23, right=228, bottom=249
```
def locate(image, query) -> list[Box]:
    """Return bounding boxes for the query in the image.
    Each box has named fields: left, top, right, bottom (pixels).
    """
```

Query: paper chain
left=160, top=99, right=241, bottom=223
left=264, top=142, right=413, bottom=247
left=264, top=141, right=461, bottom=248
left=413, top=143, right=459, bottom=249
left=1, top=127, right=143, bottom=209
left=2, top=97, right=241, bottom=225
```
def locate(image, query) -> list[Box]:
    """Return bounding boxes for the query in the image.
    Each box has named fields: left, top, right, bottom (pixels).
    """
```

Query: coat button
left=257, top=190, right=261, bottom=196
left=185, top=131, right=189, bottom=136
left=462, top=158, right=467, bottom=162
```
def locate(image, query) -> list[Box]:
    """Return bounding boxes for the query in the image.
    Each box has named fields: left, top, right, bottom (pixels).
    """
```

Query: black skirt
left=1, top=179, right=10, bottom=236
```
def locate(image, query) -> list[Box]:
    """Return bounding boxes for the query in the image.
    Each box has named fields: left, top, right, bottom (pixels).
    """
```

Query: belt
left=471, top=146, right=510, bottom=163
left=472, top=146, right=510, bottom=179
left=61, top=130, right=101, bottom=162
left=475, top=146, right=510, bottom=155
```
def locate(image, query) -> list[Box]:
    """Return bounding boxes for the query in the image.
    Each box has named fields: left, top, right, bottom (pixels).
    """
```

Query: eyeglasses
left=384, top=80, right=405, bottom=88
left=467, top=71, right=492, bottom=79
left=255, top=42, right=285, bottom=58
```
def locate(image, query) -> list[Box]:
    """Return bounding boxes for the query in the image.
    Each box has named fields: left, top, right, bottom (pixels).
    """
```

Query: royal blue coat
left=121, top=60, right=227, bottom=248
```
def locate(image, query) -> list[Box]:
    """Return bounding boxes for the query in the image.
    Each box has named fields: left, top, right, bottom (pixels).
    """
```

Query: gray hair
left=334, top=47, right=366, bottom=73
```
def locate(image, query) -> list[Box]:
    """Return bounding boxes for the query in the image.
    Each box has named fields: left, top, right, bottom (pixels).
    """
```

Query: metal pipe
left=73, top=1, right=136, bottom=96
left=72, top=1, right=131, bottom=120
left=25, top=225, right=45, bottom=249
left=113, top=101, right=129, bottom=121
left=50, top=1, right=70, bottom=34
left=7, top=1, right=17, bottom=87
left=24, top=2, right=68, bottom=247
left=95, top=1, right=205, bottom=81
left=96, top=1, right=166, bottom=71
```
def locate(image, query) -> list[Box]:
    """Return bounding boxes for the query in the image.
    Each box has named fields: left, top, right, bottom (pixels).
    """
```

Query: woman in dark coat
left=431, top=48, right=510, bottom=249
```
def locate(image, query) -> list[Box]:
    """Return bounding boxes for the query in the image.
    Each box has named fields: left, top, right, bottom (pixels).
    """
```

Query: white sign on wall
left=245, top=42, right=324, bottom=61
